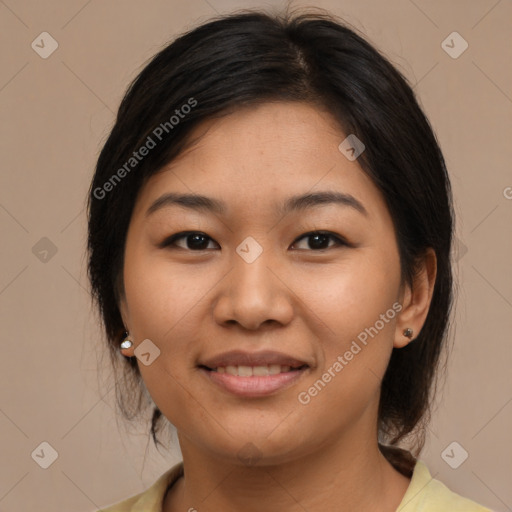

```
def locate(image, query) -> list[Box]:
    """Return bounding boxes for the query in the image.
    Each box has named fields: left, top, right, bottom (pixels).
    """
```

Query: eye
left=159, top=231, right=219, bottom=251
left=159, top=230, right=348, bottom=252
left=291, top=231, right=347, bottom=251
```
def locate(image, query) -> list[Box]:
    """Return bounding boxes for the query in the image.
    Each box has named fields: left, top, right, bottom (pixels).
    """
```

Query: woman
left=88, top=9, right=493, bottom=512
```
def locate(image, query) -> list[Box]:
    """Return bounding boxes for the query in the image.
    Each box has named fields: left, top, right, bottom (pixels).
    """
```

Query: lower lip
left=200, top=367, right=308, bottom=397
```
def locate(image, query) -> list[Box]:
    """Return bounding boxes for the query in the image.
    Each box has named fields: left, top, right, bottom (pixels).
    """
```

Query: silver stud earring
left=120, top=332, right=133, bottom=350
left=403, top=328, right=414, bottom=339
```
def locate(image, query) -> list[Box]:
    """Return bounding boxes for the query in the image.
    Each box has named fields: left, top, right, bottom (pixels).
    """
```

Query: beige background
left=0, top=0, right=511, bottom=511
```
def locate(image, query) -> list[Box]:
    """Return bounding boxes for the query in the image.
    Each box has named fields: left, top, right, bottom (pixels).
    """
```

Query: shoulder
left=396, top=459, right=494, bottom=512
left=99, top=462, right=184, bottom=512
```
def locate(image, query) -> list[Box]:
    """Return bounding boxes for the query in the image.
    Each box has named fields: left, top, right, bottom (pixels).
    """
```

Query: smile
left=209, top=364, right=306, bottom=376
left=198, top=349, right=311, bottom=397
left=199, top=364, right=309, bottom=397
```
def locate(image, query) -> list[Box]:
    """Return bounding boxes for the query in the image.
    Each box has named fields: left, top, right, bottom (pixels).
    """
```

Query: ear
left=394, top=248, right=437, bottom=348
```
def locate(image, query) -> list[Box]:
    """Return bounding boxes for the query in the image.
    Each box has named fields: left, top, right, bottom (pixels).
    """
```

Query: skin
left=118, top=101, right=437, bottom=512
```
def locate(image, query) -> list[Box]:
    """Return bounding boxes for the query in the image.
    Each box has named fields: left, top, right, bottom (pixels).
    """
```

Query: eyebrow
left=145, top=191, right=368, bottom=218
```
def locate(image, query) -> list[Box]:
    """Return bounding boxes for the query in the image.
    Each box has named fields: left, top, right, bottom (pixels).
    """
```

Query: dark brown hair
left=87, top=8, right=454, bottom=477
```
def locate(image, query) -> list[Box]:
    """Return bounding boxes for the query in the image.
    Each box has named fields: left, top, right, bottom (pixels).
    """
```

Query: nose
left=212, top=246, right=294, bottom=331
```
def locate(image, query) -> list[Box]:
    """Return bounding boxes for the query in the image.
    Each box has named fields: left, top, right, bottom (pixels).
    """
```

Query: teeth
left=238, top=365, right=252, bottom=377
left=226, top=365, right=238, bottom=376
left=253, top=365, right=269, bottom=376
left=214, top=365, right=297, bottom=376
left=269, top=364, right=282, bottom=375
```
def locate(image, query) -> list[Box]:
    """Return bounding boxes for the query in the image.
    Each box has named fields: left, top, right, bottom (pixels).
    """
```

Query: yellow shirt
left=99, top=459, right=493, bottom=511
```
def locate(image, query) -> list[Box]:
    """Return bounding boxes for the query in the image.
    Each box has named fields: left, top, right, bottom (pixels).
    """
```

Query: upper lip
left=199, top=350, right=310, bottom=369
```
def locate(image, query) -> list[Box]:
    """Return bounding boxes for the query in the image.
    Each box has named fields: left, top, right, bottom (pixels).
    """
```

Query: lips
left=198, top=350, right=311, bottom=397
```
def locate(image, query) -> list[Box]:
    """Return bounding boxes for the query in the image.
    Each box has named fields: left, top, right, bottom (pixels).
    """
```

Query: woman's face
left=119, top=101, right=411, bottom=464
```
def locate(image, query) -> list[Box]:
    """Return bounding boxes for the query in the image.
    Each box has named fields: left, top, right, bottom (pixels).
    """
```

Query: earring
left=120, top=332, right=133, bottom=350
left=403, top=328, right=414, bottom=339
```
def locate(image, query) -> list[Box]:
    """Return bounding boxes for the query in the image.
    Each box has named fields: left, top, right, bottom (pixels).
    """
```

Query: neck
left=164, top=417, right=411, bottom=511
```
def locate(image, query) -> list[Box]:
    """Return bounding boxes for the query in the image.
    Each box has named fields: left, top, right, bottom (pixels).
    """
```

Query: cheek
left=122, top=251, right=203, bottom=430
left=122, top=245, right=202, bottom=339
left=294, top=285, right=397, bottom=434
left=300, top=248, right=401, bottom=338
left=295, top=251, right=400, bottom=397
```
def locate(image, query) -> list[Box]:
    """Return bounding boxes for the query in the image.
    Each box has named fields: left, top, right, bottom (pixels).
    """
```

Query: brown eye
left=291, top=231, right=347, bottom=251
left=160, top=231, right=219, bottom=251
left=159, top=230, right=348, bottom=252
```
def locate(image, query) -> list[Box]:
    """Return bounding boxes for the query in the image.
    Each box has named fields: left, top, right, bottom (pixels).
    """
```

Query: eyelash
left=159, top=230, right=349, bottom=252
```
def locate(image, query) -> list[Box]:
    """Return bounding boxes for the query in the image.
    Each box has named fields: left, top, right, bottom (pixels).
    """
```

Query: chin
left=193, top=421, right=312, bottom=466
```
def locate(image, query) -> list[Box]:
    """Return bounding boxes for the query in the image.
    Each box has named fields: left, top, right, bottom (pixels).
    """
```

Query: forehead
left=132, top=101, right=389, bottom=225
